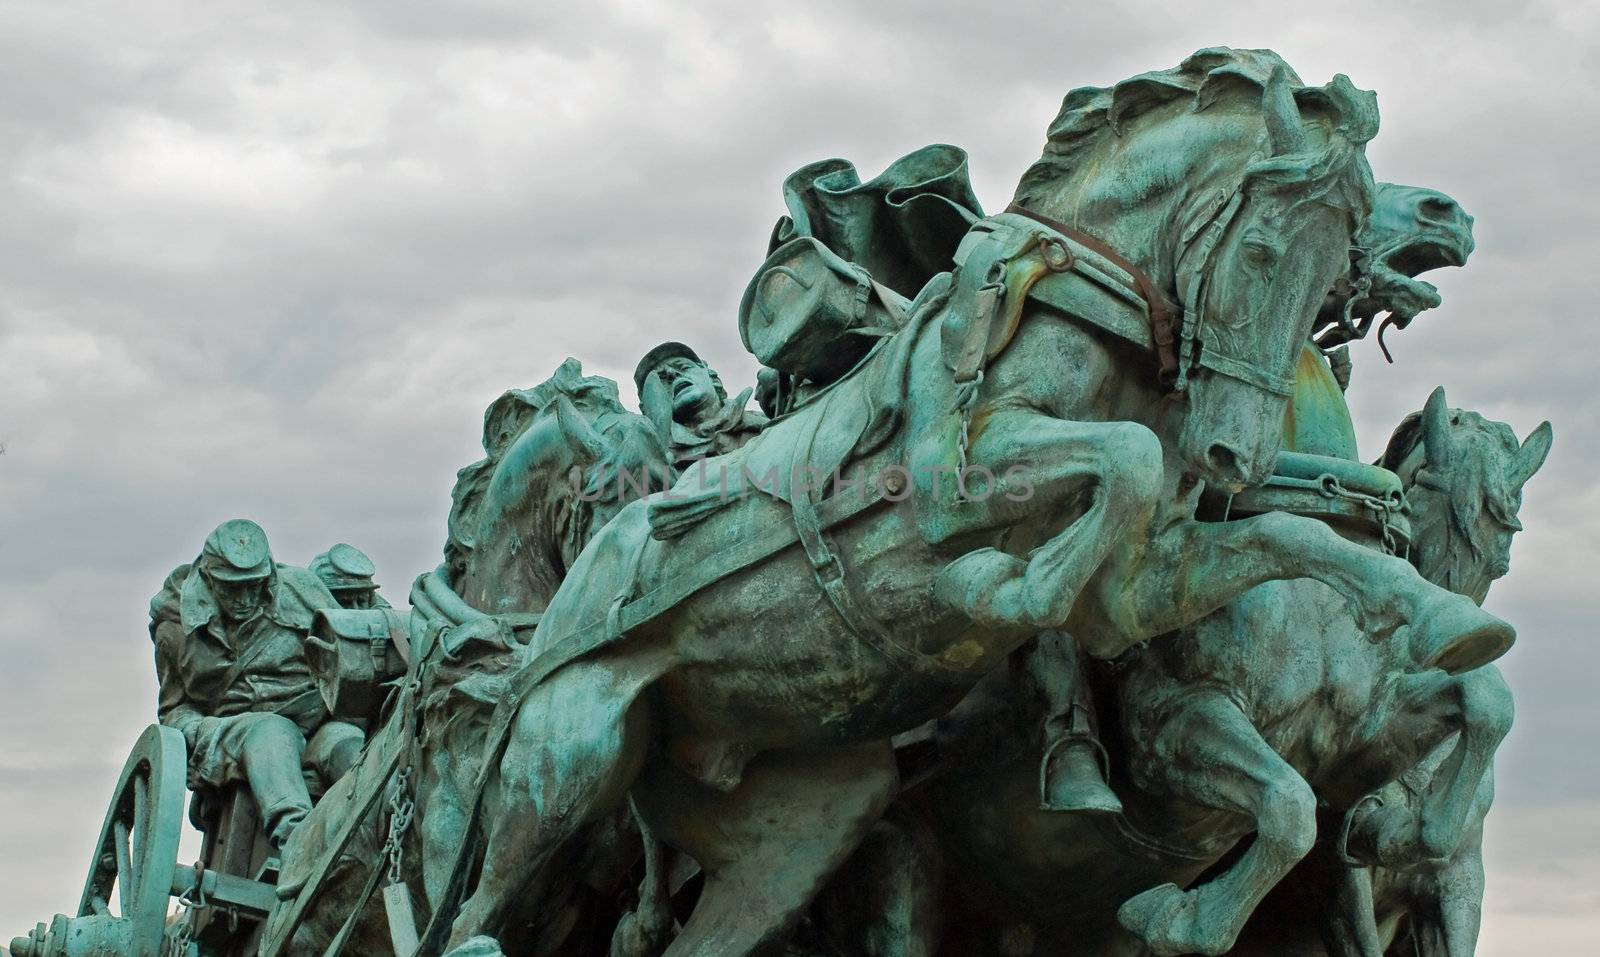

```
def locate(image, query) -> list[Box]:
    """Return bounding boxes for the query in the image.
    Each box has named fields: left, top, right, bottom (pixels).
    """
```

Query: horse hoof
left=443, top=937, right=505, bottom=957
left=1413, top=593, right=1515, bottom=674
left=1118, top=883, right=1190, bottom=955
left=1118, top=883, right=1233, bottom=956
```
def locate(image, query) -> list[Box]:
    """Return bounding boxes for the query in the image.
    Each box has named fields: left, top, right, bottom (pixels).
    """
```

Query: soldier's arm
left=152, top=619, right=205, bottom=745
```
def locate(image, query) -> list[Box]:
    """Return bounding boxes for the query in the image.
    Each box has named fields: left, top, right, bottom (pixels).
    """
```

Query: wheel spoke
left=114, top=819, right=133, bottom=915
left=131, top=772, right=149, bottom=877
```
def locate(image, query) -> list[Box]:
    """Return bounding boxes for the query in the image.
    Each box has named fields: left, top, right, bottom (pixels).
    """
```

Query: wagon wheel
left=10, top=723, right=189, bottom=957
left=80, top=723, right=188, bottom=947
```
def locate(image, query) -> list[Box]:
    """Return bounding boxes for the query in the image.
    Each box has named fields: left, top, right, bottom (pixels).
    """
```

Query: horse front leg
left=923, top=411, right=1164, bottom=633
left=445, top=654, right=660, bottom=951
left=1072, top=509, right=1513, bottom=668
left=1348, top=667, right=1511, bottom=871
left=632, top=740, right=900, bottom=957
left=1118, top=690, right=1317, bottom=956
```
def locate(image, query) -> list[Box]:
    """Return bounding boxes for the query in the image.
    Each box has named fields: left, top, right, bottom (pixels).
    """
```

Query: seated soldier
left=309, top=542, right=389, bottom=609
left=634, top=341, right=766, bottom=467
left=149, top=519, right=365, bottom=849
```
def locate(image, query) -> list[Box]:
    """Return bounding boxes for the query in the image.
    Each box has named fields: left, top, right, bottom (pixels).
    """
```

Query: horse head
left=1013, top=49, right=1379, bottom=492
left=1316, top=181, right=1476, bottom=349
left=1380, top=386, right=1552, bottom=604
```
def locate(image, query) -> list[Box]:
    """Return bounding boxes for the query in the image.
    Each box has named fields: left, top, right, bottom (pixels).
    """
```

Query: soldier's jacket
left=669, top=388, right=768, bottom=466
left=149, top=563, right=340, bottom=743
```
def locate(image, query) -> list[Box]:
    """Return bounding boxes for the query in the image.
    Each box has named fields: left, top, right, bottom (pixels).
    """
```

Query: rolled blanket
left=409, top=566, right=541, bottom=667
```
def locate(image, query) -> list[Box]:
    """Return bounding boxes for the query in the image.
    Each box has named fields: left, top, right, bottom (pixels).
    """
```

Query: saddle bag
left=305, top=607, right=413, bottom=725
left=739, top=236, right=908, bottom=385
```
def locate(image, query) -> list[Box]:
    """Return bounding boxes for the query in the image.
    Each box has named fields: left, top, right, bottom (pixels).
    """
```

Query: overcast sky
left=1, top=1, right=1596, bottom=951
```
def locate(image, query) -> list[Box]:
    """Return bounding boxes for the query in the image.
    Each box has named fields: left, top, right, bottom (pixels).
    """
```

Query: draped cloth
left=772, top=144, right=984, bottom=300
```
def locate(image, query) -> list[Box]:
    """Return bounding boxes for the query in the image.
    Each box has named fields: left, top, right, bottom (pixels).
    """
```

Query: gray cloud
left=1, top=1, right=1596, bottom=950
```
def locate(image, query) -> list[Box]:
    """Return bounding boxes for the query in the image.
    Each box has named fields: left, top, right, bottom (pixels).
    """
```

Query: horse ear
left=1421, top=386, right=1456, bottom=471
left=556, top=395, right=608, bottom=464
left=1509, top=420, right=1553, bottom=489
left=1262, top=64, right=1308, bottom=156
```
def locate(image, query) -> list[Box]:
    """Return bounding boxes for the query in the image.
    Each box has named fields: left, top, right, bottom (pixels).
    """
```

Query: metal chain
left=954, top=369, right=984, bottom=473
left=1318, top=474, right=1406, bottom=557
left=164, top=861, right=206, bottom=957
left=384, top=763, right=416, bottom=887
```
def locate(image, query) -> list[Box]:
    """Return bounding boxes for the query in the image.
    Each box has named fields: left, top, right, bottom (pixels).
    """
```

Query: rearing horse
left=442, top=49, right=1511, bottom=956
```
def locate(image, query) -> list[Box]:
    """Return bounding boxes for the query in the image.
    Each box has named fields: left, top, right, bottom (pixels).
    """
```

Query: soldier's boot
left=241, top=718, right=315, bottom=848
left=1039, top=704, right=1122, bottom=815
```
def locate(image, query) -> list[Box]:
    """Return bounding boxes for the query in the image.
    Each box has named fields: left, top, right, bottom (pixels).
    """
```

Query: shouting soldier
left=149, top=519, right=364, bottom=849
left=634, top=341, right=766, bottom=468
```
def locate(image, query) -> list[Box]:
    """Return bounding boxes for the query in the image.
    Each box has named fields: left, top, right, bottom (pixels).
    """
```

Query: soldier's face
left=659, top=358, right=720, bottom=423
left=341, top=590, right=376, bottom=610
left=210, top=576, right=268, bottom=622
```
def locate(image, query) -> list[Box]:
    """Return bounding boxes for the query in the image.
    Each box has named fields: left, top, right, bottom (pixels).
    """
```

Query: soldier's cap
left=633, top=341, right=704, bottom=397
left=199, top=519, right=274, bottom=582
left=310, top=543, right=379, bottom=592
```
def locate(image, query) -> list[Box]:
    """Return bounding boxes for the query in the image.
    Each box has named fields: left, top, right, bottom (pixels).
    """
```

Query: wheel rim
left=75, top=724, right=188, bottom=955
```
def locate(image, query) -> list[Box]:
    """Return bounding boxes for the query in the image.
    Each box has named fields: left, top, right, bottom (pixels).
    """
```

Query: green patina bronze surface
left=9, top=46, right=1551, bottom=957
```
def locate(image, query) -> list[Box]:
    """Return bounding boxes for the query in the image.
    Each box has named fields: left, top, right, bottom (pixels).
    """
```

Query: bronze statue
left=149, top=520, right=363, bottom=849
left=433, top=51, right=1507, bottom=955
left=8, top=45, right=1555, bottom=957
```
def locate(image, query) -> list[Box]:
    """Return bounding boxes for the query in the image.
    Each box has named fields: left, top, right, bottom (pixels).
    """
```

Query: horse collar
left=1005, top=203, right=1180, bottom=384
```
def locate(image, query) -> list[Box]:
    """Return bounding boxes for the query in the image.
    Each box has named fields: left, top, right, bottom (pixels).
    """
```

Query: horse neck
left=1024, top=191, right=1183, bottom=300
left=457, top=431, right=583, bottom=615
left=1018, top=123, right=1251, bottom=302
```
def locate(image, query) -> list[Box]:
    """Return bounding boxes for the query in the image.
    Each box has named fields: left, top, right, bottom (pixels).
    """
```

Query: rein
left=1005, top=203, right=1179, bottom=382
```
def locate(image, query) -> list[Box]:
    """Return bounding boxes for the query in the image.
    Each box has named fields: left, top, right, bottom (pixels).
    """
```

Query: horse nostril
left=1206, top=443, right=1249, bottom=486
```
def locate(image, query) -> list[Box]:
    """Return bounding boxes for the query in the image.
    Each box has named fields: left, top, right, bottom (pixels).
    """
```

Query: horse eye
left=1242, top=238, right=1279, bottom=265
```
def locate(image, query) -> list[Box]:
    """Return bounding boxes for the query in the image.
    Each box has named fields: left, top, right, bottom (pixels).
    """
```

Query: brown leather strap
left=1004, top=203, right=1178, bottom=382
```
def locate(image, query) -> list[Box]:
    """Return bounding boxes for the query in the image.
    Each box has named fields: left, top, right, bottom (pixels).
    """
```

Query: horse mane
left=1012, top=47, right=1379, bottom=225
left=443, top=358, right=638, bottom=587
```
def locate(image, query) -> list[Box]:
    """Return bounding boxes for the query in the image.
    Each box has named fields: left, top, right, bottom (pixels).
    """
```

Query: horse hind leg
left=632, top=739, right=899, bottom=957
left=1118, top=691, right=1317, bottom=956
left=811, top=806, right=947, bottom=957
left=445, top=654, right=661, bottom=951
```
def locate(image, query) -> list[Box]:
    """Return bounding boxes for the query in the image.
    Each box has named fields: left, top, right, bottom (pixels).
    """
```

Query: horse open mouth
left=1386, top=231, right=1471, bottom=274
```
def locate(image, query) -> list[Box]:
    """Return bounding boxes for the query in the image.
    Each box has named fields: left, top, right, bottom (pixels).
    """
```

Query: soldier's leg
left=235, top=714, right=316, bottom=848
left=1028, top=630, right=1121, bottom=814
left=303, top=720, right=366, bottom=792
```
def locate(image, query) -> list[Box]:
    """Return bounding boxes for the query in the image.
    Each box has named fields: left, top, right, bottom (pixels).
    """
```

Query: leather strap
left=320, top=854, right=387, bottom=957
left=787, top=407, right=971, bottom=675
left=1004, top=203, right=1179, bottom=382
